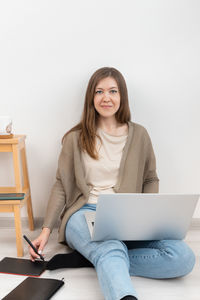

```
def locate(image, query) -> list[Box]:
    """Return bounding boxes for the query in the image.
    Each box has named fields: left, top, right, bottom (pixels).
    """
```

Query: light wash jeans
left=65, top=204, right=195, bottom=300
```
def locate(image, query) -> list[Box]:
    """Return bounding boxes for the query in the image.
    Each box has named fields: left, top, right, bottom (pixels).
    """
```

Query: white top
left=81, top=128, right=128, bottom=204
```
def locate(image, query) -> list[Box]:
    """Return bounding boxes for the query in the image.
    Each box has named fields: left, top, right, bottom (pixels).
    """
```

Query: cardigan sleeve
left=43, top=132, right=74, bottom=231
left=43, top=169, right=66, bottom=231
left=142, top=132, right=159, bottom=193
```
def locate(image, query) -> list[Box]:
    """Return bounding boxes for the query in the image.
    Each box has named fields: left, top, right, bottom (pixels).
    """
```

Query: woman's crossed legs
left=65, top=205, right=195, bottom=300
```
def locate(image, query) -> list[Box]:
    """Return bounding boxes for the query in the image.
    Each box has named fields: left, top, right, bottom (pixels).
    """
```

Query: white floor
left=0, top=228, right=199, bottom=300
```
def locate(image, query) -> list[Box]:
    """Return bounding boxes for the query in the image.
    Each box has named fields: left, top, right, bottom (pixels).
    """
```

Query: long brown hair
left=62, top=67, right=131, bottom=159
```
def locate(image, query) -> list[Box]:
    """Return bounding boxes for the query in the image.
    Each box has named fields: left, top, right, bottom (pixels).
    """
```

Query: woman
left=30, top=67, right=195, bottom=300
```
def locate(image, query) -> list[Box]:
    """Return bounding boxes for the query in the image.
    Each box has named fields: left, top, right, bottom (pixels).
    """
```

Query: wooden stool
left=0, top=135, right=34, bottom=256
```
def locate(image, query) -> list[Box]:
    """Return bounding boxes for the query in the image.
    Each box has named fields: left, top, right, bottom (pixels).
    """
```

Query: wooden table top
left=0, top=135, right=26, bottom=144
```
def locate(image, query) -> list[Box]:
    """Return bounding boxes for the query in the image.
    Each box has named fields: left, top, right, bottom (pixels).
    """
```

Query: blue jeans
left=65, top=204, right=195, bottom=300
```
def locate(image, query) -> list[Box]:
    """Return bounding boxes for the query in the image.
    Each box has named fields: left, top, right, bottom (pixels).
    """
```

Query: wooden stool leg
left=13, top=205, right=24, bottom=257
left=12, top=144, right=22, bottom=192
left=26, top=194, right=34, bottom=230
left=21, top=145, right=34, bottom=230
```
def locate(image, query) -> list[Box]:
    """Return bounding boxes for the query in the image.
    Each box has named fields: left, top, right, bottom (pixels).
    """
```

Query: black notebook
left=2, top=277, right=65, bottom=300
left=0, top=257, right=47, bottom=276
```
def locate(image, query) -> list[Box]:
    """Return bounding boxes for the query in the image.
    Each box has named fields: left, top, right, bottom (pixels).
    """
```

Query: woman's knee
left=90, top=240, right=129, bottom=268
left=163, top=240, right=196, bottom=277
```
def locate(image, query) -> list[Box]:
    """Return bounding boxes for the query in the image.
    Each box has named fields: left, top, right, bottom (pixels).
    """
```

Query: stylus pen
left=23, top=235, right=45, bottom=261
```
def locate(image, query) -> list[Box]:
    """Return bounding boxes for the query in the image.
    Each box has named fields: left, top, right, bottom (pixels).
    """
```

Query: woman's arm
left=142, top=134, right=159, bottom=193
left=42, top=169, right=66, bottom=230
left=29, top=169, right=66, bottom=260
left=29, top=132, right=74, bottom=260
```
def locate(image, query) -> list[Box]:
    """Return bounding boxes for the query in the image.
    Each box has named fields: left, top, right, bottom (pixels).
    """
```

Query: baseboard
left=0, top=217, right=200, bottom=230
left=0, top=217, right=44, bottom=229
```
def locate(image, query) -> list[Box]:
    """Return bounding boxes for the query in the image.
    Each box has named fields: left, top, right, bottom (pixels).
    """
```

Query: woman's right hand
left=29, top=227, right=51, bottom=261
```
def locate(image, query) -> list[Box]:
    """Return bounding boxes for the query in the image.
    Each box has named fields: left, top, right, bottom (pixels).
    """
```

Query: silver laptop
left=84, top=193, right=199, bottom=241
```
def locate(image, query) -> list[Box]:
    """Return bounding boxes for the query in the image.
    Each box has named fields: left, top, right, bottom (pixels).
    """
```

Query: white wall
left=1, top=0, right=200, bottom=218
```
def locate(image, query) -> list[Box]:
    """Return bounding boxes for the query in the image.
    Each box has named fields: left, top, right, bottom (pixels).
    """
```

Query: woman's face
left=94, top=77, right=120, bottom=120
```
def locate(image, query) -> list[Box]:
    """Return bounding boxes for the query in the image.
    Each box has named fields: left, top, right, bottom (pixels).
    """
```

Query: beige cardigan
left=43, top=121, right=159, bottom=243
